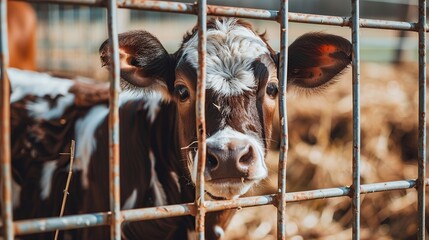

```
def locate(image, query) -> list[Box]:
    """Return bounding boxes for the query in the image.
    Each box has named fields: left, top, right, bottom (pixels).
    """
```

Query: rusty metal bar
left=13, top=179, right=429, bottom=236
left=119, top=0, right=278, bottom=20
left=417, top=0, right=427, bottom=239
left=25, top=0, right=104, bottom=5
left=195, top=0, right=207, bottom=239
left=351, top=0, right=361, bottom=239
left=0, top=0, right=14, bottom=239
left=20, top=0, right=428, bottom=32
left=106, top=0, right=121, bottom=239
left=288, top=13, right=420, bottom=31
left=277, top=0, right=289, bottom=239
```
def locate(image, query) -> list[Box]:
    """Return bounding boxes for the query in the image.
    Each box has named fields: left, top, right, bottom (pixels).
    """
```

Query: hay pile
left=224, top=63, right=428, bottom=240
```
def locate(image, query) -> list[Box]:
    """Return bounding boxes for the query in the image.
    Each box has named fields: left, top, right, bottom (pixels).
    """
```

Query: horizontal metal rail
left=23, top=0, right=428, bottom=31
left=12, top=179, right=429, bottom=236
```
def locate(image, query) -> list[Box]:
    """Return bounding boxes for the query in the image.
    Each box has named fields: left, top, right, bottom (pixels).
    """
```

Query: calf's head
left=100, top=18, right=351, bottom=199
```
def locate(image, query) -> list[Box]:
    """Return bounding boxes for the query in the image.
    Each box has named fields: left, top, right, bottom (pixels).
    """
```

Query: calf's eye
left=174, top=85, right=190, bottom=101
left=266, top=82, right=279, bottom=98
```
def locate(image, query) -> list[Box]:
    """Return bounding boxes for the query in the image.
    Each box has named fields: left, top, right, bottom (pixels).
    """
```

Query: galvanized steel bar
left=195, top=0, right=207, bottom=239
left=417, top=0, right=427, bottom=239
left=351, top=0, right=361, bottom=239
left=107, top=0, right=122, bottom=239
left=13, top=179, right=429, bottom=235
left=277, top=0, right=289, bottom=239
left=0, top=1, right=14, bottom=239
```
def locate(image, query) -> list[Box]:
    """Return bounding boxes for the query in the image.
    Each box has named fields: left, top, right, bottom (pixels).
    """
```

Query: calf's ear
left=287, top=33, right=352, bottom=89
left=99, top=30, right=175, bottom=96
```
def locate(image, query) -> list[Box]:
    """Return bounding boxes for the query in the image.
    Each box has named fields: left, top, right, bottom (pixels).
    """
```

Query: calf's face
left=100, top=18, right=351, bottom=200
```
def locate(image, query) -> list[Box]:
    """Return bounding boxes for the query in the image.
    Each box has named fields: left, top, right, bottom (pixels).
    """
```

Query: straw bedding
left=224, top=63, right=428, bottom=240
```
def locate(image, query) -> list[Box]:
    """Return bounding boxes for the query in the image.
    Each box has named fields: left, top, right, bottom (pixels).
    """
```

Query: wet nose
left=205, top=138, right=257, bottom=180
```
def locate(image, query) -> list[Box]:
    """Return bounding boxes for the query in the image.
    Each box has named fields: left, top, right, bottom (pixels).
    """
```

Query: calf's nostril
left=238, top=147, right=254, bottom=165
left=206, top=153, right=219, bottom=170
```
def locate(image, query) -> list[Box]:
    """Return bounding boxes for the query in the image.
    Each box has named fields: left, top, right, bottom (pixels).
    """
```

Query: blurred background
left=24, top=0, right=420, bottom=78
left=8, top=0, right=429, bottom=239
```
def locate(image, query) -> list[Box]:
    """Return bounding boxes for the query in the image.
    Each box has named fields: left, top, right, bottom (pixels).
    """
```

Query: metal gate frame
left=0, top=0, right=427, bottom=239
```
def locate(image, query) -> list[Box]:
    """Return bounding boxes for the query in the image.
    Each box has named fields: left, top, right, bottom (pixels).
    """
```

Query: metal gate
left=0, top=0, right=427, bottom=239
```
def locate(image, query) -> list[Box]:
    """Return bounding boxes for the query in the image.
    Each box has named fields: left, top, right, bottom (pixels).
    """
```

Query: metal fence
left=0, top=0, right=427, bottom=240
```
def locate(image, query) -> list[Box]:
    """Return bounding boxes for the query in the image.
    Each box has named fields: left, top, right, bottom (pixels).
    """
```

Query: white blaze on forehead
left=180, top=18, right=270, bottom=96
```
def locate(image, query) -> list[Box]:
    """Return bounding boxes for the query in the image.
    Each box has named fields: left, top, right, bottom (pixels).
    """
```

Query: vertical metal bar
left=107, top=0, right=121, bottom=239
left=417, top=0, right=427, bottom=239
left=0, top=1, right=14, bottom=239
left=277, top=0, right=289, bottom=239
left=351, top=0, right=361, bottom=239
left=195, top=0, right=207, bottom=239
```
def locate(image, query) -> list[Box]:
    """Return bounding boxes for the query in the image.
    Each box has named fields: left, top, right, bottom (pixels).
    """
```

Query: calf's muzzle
left=205, top=138, right=257, bottom=181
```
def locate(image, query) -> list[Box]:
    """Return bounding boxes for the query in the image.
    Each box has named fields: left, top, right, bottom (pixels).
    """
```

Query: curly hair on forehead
left=176, top=17, right=276, bottom=57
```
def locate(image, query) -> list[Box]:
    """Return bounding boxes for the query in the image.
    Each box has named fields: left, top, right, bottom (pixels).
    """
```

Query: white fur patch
left=40, top=161, right=57, bottom=200
left=190, top=150, right=199, bottom=184
left=9, top=68, right=74, bottom=103
left=122, top=188, right=138, bottom=210
left=170, top=171, right=181, bottom=193
left=142, top=92, right=163, bottom=123
left=149, top=150, right=167, bottom=206
left=12, top=178, right=21, bottom=209
left=179, top=18, right=270, bottom=96
left=74, top=105, right=109, bottom=188
left=9, top=68, right=76, bottom=120
left=120, top=90, right=163, bottom=123
left=214, top=225, right=225, bottom=239
left=26, top=94, right=75, bottom=120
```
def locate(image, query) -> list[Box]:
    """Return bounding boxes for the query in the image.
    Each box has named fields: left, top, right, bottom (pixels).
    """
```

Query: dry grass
left=224, top=62, right=428, bottom=240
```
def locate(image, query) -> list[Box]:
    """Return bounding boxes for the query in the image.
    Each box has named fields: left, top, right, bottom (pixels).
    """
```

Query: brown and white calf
left=10, top=18, right=351, bottom=239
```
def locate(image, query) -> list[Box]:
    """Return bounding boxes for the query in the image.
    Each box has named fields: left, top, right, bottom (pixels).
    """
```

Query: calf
left=10, top=17, right=351, bottom=239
